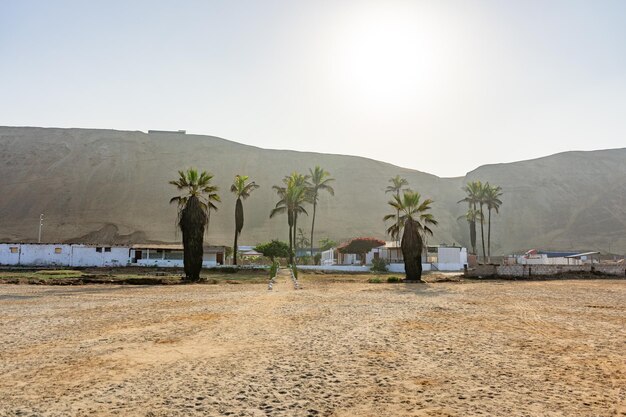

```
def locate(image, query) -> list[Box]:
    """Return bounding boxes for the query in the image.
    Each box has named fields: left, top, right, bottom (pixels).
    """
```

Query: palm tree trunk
left=180, top=195, right=206, bottom=281
left=479, top=204, right=486, bottom=263
left=470, top=220, right=476, bottom=255
left=401, top=218, right=423, bottom=282
left=233, top=231, right=239, bottom=266
left=310, top=201, right=317, bottom=258
left=288, top=224, right=293, bottom=265
left=396, top=190, right=401, bottom=246
left=293, top=212, right=299, bottom=264
left=487, top=208, right=492, bottom=263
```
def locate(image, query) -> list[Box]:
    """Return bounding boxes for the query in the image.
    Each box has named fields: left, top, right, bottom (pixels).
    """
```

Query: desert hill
left=0, top=126, right=624, bottom=255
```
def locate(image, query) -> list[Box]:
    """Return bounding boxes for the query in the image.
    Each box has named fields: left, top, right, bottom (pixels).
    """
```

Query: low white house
left=0, top=243, right=130, bottom=267
left=129, top=244, right=225, bottom=268
left=0, top=243, right=226, bottom=268
left=321, top=242, right=467, bottom=271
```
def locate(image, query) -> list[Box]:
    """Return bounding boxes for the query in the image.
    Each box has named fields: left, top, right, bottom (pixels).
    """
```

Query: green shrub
left=387, top=276, right=402, bottom=283
left=269, top=261, right=279, bottom=278
left=368, top=277, right=383, bottom=283
left=370, top=258, right=388, bottom=273
left=313, top=253, right=321, bottom=265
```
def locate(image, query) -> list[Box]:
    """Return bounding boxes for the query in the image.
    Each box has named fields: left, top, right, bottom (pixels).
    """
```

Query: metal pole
left=38, top=214, right=44, bottom=243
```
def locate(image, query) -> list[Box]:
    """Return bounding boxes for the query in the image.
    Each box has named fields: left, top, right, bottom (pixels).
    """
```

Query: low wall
left=297, top=265, right=370, bottom=273
left=466, top=264, right=626, bottom=278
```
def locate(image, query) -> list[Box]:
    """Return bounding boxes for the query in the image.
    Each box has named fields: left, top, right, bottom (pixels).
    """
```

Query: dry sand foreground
left=0, top=274, right=625, bottom=417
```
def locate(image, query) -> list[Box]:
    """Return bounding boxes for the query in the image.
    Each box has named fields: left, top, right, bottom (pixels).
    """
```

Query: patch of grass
left=35, top=270, right=83, bottom=278
left=368, top=277, right=383, bottom=283
left=387, top=276, right=402, bottom=283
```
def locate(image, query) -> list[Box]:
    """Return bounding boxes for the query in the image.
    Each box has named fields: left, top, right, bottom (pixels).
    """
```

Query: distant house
left=513, top=249, right=599, bottom=266
left=130, top=244, right=226, bottom=267
left=0, top=243, right=128, bottom=267
left=321, top=241, right=467, bottom=271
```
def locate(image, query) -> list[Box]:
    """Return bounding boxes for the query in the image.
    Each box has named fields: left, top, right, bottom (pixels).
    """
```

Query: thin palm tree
left=169, top=168, right=220, bottom=281
left=270, top=173, right=309, bottom=264
left=458, top=207, right=482, bottom=257
left=230, top=175, right=260, bottom=266
left=308, top=166, right=334, bottom=258
left=386, top=175, right=410, bottom=247
left=458, top=181, right=483, bottom=257
left=483, top=183, right=503, bottom=263
left=384, top=191, right=437, bottom=282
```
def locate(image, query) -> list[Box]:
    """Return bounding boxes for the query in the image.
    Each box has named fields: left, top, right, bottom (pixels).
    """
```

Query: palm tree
left=270, top=173, right=309, bottom=264
left=458, top=207, right=482, bottom=257
left=385, top=175, right=410, bottom=244
left=308, top=166, right=334, bottom=258
left=458, top=181, right=483, bottom=257
left=384, top=191, right=437, bottom=282
left=169, top=169, right=220, bottom=281
left=483, top=183, right=503, bottom=263
left=230, top=175, right=260, bottom=266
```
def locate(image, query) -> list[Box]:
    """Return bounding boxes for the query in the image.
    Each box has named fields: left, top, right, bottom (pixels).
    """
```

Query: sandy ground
left=0, top=272, right=625, bottom=417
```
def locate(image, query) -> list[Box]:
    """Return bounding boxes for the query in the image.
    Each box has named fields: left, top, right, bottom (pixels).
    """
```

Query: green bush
left=313, top=253, right=322, bottom=265
left=269, top=260, right=279, bottom=278
left=255, top=240, right=290, bottom=261
left=370, top=258, right=388, bottom=273
left=368, top=277, right=383, bottom=283
left=387, top=276, right=402, bottom=283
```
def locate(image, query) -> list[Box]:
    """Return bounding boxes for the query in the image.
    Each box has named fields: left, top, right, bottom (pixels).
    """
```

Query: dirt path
left=0, top=279, right=624, bottom=416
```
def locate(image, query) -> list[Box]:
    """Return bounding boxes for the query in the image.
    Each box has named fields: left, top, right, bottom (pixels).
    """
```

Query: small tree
left=255, top=240, right=291, bottom=262
left=319, top=237, right=337, bottom=251
left=337, top=237, right=385, bottom=265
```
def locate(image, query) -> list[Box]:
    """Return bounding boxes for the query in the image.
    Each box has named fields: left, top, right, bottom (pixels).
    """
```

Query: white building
left=513, top=250, right=596, bottom=266
left=0, top=243, right=226, bottom=268
left=321, top=242, right=468, bottom=271
left=129, top=244, right=225, bottom=268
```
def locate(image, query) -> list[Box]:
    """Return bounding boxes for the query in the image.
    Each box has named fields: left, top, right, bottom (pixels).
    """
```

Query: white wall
left=71, top=246, right=129, bottom=267
left=298, top=265, right=371, bottom=272
left=321, top=249, right=335, bottom=266
left=18, top=244, right=72, bottom=266
left=0, top=244, right=21, bottom=265
left=516, top=255, right=583, bottom=265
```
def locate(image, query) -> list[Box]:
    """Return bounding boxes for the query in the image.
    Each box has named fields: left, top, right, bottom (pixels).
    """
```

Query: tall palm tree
left=384, top=191, right=437, bottom=282
left=385, top=175, right=410, bottom=245
left=308, top=166, right=334, bottom=257
left=169, top=169, right=220, bottom=281
left=270, top=173, right=309, bottom=264
left=458, top=207, right=482, bottom=257
left=230, top=175, right=260, bottom=266
left=458, top=181, right=483, bottom=257
left=483, top=183, right=503, bottom=263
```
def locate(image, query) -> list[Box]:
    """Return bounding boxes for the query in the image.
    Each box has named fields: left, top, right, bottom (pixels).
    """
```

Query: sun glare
left=329, top=4, right=446, bottom=107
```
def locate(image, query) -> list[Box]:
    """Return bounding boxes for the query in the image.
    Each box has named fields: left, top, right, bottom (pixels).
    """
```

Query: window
left=10, top=247, right=18, bottom=254
left=104, top=247, right=111, bottom=252
left=96, top=247, right=102, bottom=253
left=54, top=247, right=62, bottom=254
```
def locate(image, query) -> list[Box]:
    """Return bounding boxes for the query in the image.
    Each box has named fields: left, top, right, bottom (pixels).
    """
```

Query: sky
left=1, top=0, right=625, bottom=177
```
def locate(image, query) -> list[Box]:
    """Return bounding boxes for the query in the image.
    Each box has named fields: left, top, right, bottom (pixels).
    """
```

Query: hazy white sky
left=1, top=0, right=625, bottom=177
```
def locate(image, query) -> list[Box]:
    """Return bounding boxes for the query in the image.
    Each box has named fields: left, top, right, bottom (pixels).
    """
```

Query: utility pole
left=38, top=214, right=44, bottom=243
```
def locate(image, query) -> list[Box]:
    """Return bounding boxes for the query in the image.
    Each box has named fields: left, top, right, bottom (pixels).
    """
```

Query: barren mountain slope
left=1, top=126, right=624, bottom=254
left=464, top=149, right=626, bottom=254
left=0, top=127, right=463, bottom=248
